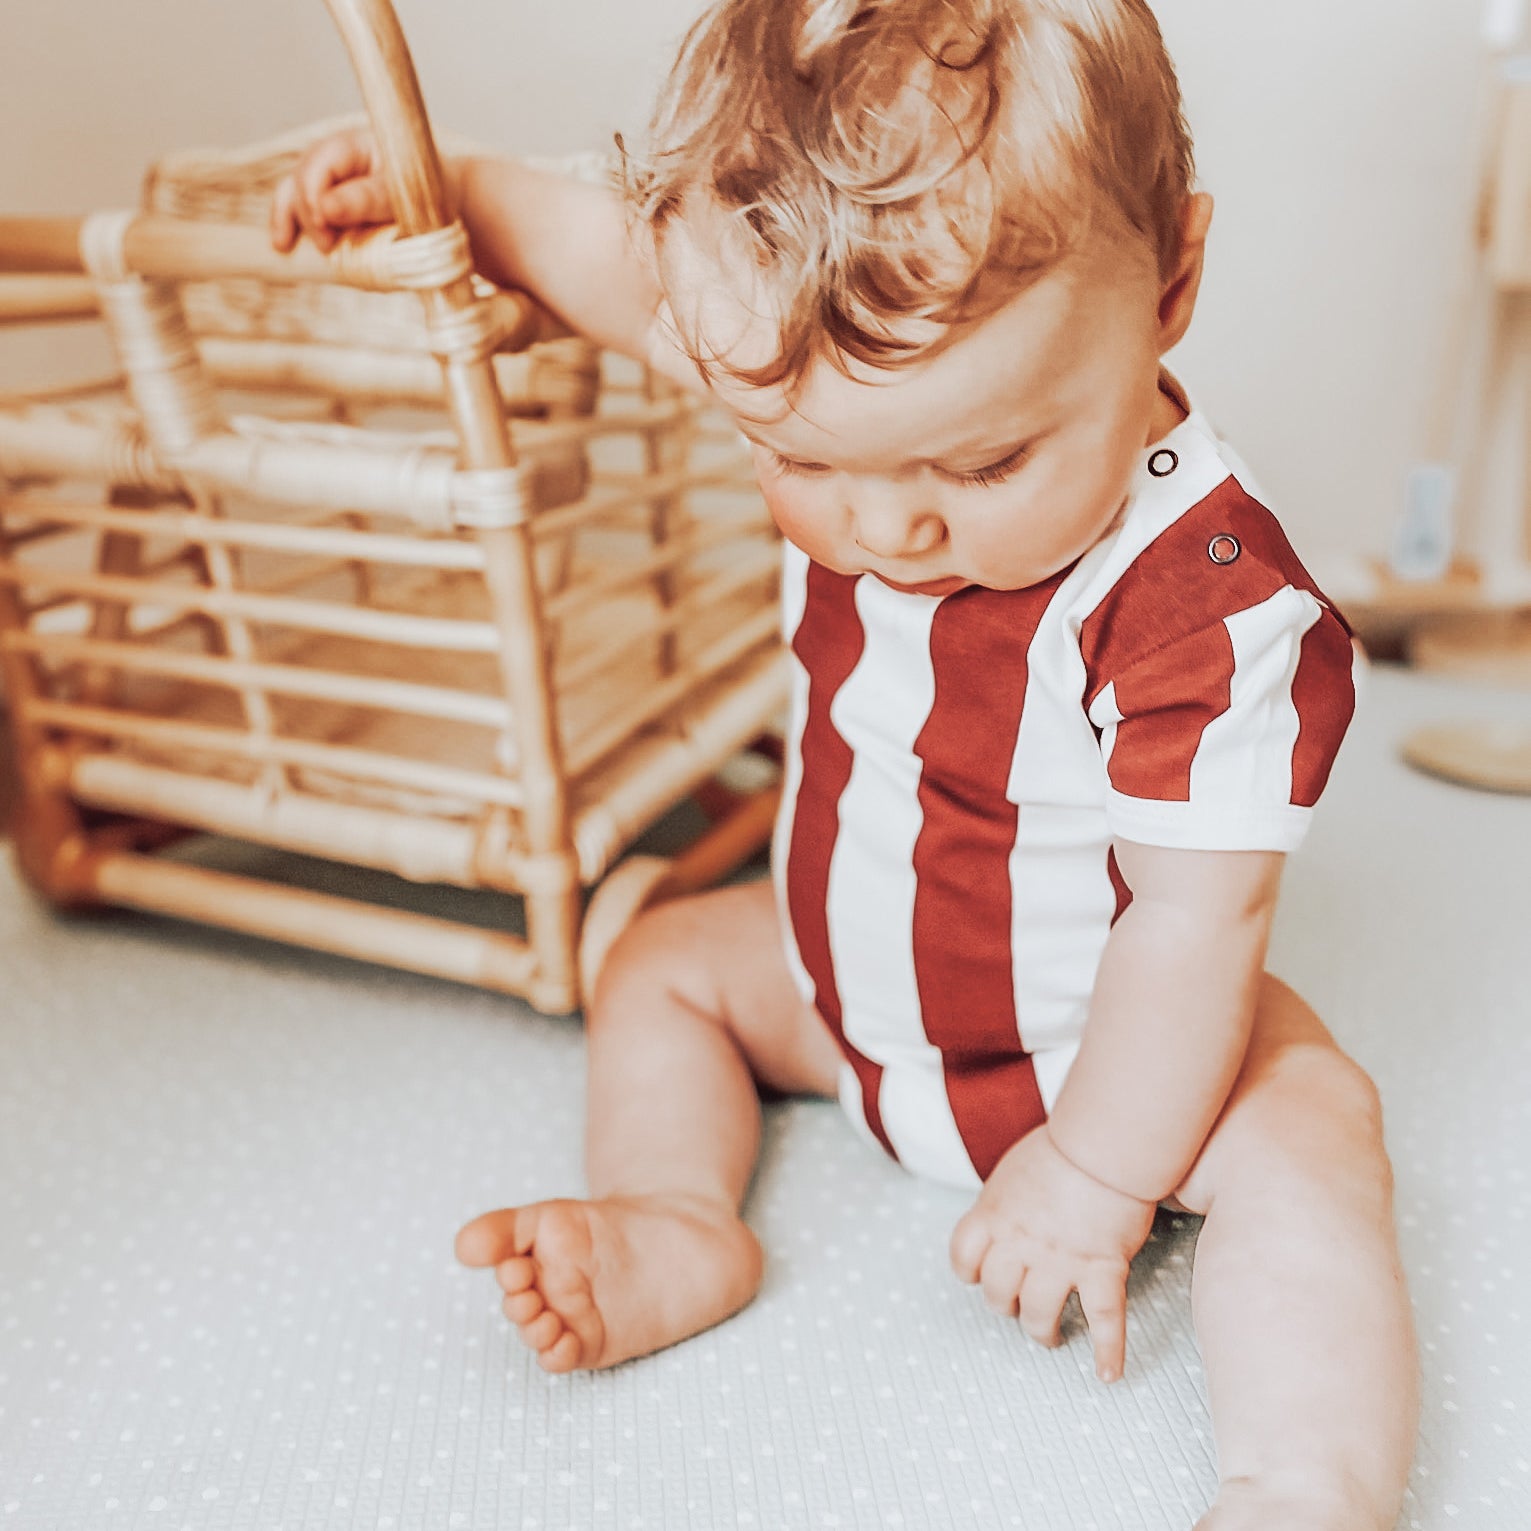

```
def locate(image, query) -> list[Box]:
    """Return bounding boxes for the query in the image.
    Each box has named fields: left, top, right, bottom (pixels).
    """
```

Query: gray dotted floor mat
left=2, top=665, right=1528, bottom=1529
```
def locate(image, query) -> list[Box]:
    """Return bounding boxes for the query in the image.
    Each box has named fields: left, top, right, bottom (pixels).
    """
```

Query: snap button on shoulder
left=1208, top=534, right=1241, bottom=565
left=1148, top=449, right=1179, bottom=478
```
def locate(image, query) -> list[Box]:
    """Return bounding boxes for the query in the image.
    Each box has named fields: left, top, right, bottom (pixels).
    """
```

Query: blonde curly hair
left=625, top=0, right=1194, bottom=390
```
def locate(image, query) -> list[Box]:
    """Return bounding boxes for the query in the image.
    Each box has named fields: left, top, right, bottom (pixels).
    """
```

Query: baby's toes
left=538, top=1330, right=584, bottom=1374
left=455, top=1208, right=527, bottom=1268
left=519, top=1307, right=570, bottom=1356
left=495, top=1255, right=537, bottom=1296
left=501, top=1288, right=544, bottom=1326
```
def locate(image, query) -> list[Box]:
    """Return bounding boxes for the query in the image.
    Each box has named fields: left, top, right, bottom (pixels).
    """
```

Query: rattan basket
left=0, top=0, right=785, bottom=1013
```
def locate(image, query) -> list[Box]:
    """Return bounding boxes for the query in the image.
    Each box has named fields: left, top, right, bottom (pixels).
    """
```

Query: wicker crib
left=0, top=0, right=786, bottom=1014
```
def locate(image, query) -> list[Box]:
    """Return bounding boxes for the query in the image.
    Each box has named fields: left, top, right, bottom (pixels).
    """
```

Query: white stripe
left=772, top=544, right=815, bottom=1003
left=824, top=576, right=973, bottom=1182
left=1103, top=792, right=1312, bottom=852
left=1032, top=1040, right=1082, bottom=1114
left=1189, top=586, right=1321, bottom=808
left=1086, top=679, right=1124, bottom=773
left=1008, top=579, right=1121, bottom=1057
left=1066, top=415, right=1233, bottom=621
left=875, top=1064, right=979, bottom=1188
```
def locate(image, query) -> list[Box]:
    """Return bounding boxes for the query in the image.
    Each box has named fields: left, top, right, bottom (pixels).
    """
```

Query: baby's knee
left=590, top=890, right=767, bottom=1032
left=1198, top=1043, right=1392, bottom=1212
left=593, top=897, right=702, bottom=1006
left=1275, top=1041, right=1384, bottom=1135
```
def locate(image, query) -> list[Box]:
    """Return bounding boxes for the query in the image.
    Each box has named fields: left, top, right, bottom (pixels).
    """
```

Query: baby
left=272, top=2, right=1418, bottom=1525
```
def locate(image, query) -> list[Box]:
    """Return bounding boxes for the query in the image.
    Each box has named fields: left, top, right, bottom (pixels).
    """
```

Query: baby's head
left=629, top=0, right=1214, bottom=592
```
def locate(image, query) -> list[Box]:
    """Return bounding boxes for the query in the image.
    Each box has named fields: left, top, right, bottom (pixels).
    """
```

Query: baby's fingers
left=949, top=1209, right=995, bottom=1284
left=977, top=1239, right=1028, bottom=1318
left=269, top=175, right=301, bottom=252
left=1078, top=1266, right=1129, bottom=1383
left=1015, top=1266, right=1073, bottom=1348
left=278, top=131, right=382, bottom=252
left=316, top=175, right=393, bottom=233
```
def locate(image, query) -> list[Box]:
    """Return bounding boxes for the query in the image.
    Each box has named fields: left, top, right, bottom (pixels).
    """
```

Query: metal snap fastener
left=1208, top=534, right=1241, bottom=565
left=1148, top=449, right=1179, bottom=478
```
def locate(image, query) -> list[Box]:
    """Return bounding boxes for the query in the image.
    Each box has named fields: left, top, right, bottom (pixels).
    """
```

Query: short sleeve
left=1079, top=481, right=1360, bottom=854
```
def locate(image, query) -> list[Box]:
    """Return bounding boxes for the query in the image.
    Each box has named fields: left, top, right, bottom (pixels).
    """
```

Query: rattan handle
left=321, top=0, right=453, bottom=239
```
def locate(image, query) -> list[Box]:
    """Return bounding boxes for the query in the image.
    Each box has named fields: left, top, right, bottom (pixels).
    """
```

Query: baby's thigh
left=1168, top=974, right=1388, bottom=1218
left=598, top=878, right=842, bottom=1100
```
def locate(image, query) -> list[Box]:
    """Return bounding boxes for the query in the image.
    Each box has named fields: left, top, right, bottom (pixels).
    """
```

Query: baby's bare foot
left=1195, top=1472, right=1387, bottom=1531
left=455, top=1192, right=763, bottom=1372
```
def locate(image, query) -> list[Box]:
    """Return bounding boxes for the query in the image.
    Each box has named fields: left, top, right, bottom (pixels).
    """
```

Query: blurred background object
left=1381, top=0, right=1531, bottom=791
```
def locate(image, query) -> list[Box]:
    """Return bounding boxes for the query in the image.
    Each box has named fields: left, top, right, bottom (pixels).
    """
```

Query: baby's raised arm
left=269, top=128, right=687, bottom=385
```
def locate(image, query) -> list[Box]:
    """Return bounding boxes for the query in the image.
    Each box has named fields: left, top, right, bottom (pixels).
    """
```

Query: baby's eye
left=946, top=443, right=1031, bottom=488
left=765, top=451, right=832, bottom=478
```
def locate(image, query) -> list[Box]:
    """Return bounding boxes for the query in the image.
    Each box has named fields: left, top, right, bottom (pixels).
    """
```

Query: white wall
left=0, top=0, right=1486, bottom=565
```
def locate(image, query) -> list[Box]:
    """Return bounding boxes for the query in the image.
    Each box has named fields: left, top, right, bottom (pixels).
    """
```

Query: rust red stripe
left=785, top=564, right=891, bottom=1153
left=911, top=583, right=1060, bottom=1180
left=1105, top=844, right=1133, bottom=926
left=1290, top=615, right=1356, bottom=806
left=1079, top=478, right=1353, bottom=805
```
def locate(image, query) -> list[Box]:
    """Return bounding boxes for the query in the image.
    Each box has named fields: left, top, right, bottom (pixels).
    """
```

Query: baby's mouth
left=871, top=573, right=971, bottom=598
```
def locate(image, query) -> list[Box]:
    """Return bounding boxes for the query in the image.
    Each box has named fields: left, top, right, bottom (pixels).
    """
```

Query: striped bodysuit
left=772, top=403, right=1360, bottom=1189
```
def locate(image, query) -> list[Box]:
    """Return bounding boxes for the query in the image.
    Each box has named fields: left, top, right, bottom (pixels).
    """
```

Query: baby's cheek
left=760, top=480, right=832, bottom=562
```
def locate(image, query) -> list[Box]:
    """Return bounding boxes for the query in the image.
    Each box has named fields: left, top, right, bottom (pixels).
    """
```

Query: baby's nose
left=848, top=484, right=946, bottom=561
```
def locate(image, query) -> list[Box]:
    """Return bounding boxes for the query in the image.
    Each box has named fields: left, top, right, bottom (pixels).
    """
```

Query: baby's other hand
left=949, top=1124, right=1156, bottom=1383
left=269, top=128, right=394, bottom=254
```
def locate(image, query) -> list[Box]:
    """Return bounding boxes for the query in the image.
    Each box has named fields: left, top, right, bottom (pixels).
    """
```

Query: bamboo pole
left=0, top=394, right=470, bottom=524
left=0, top=560, right=502, bottom=651
left=0, top=213, right=461, bottom=292
left=567, top=646, right=787, bottom=881
left=553, top=547, right=780, bottom=693
left=197, top=336, right=586, bottom=413
left=562, top=606, right=781, bottom=779
left=0, top=404, right=182, bottom=496
left=4, top=631, right=510, bottom=728
left=77, top=493, right=150, bottom=706
left=659, top=781, right=781, bottom=898
left=21, top=698, right=527, bottom=808
left=323, top=0, right=580, bottom=1008
left=0, top=374, right=122, bottom=408
left=85, top=849, right=539, bottom=994
left=0, top=496, right=487, bottom=570
left=178, top=426, right=459, bottom=526
left=541, top=513, right=768, bottom=622
left=246, top=551, right=382, bottom=598
left=527, top=466, right=760, bottom=542
left=68, top=753, right=483, bottom=885
left=180, top=486, right=285, bottom=790
left=0, top=516, right=94, bottom=905
left=0, top=218, right=85, bottom=273
left=0, top=274, right=99, bottom=322
left=641, top=369, right=686, bottom=675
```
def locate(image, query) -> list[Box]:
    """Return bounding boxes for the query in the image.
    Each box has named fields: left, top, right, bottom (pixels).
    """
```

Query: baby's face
left=696, top=229, right=1186, bottom=595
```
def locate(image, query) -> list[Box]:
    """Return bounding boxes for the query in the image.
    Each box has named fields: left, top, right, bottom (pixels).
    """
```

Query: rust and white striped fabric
left=772, top=409, right=1361, bottom=1188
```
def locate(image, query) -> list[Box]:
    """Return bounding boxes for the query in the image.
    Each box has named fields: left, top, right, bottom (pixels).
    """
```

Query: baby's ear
left=1156, top=192, right=1214, bottom=354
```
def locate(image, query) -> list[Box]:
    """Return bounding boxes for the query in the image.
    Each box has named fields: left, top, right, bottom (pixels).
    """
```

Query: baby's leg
left=1169, top=977, right=1418, bottom=1531
left=456, top=879, right=841, bottom=1373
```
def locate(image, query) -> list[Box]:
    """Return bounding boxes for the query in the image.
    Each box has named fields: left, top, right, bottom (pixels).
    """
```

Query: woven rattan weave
left=0, top=0, right=785, bottom=1013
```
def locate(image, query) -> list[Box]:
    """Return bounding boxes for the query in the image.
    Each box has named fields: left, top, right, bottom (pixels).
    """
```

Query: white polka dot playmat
left=1, top=666, right=1527, bottom=1529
